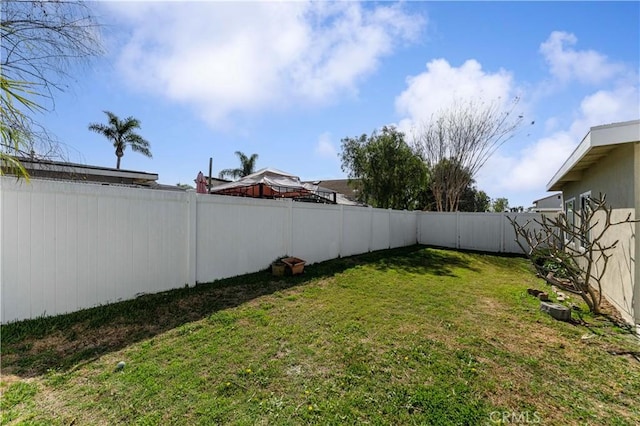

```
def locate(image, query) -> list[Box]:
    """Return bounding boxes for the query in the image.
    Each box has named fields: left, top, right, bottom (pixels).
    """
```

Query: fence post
left=287, top=199, right=293, bottom=256
left=339, top=204, right=344, bottom=257
left=369, top=206, right=374, bottom=252
left=388, top=208, right=392, bottom=249
left=456, top=211, right=460, bottom=249
left=0, top=177, right=4, bottom=323
left=500, top=213, right=506, bottom=253
left=187, top=191, right=197, bottom=286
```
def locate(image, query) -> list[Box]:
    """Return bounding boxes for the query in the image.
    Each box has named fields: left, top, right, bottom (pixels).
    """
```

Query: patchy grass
left=1, top=246, right=639, bottom=425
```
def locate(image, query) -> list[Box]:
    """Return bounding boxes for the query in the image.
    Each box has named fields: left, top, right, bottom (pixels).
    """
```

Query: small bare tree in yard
left=509, top=194, right=638, bottom=315
left=413, top=98, right=524, bottom=212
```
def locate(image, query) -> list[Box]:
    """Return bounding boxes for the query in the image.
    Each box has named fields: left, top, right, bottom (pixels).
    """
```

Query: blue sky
left=38, top=1, right=639, bottom=208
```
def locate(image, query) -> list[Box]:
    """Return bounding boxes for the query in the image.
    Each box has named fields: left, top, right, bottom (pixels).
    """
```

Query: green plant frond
left=0, top=152, right=30, bottom=180
left=0, top=77, right=44, bottom=113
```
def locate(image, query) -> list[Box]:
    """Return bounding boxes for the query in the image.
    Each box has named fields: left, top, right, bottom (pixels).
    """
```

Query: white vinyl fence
left=0, top=177, right=543, bottom=323
left=418, top=212, right=547, bottom=253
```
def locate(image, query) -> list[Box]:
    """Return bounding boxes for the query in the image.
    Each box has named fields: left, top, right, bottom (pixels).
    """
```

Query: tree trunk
left=116, top=146, right=124, bottom=170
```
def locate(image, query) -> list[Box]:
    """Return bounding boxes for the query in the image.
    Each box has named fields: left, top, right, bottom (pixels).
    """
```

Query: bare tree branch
left=1, top=0, right=103, bottom=168
left=508, top=194, right=639, bottom=315
left=413, top=98, right=525, bottom=212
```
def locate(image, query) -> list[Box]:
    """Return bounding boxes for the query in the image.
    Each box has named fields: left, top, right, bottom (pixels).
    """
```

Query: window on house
left=564, top=198, right=575, bottom=244
left=580, top=192, right=592, bottom=247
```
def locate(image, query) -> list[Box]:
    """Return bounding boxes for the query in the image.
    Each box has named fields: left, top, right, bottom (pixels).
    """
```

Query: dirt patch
left=0, top=374, right=23, bottom=389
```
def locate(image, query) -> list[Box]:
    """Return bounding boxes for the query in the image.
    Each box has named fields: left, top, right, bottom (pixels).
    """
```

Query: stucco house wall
left=559, top=143, right=637, bottom=325
left=547, top=120, right=639, bottom=331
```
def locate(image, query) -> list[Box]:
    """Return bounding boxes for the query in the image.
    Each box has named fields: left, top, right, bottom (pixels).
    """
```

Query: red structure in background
left=195, top=171, right=208, bottom=193
left=210, top=168, right=336, bottom=204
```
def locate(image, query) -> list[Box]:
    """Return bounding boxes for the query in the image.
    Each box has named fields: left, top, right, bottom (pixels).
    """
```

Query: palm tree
left=219, top=151, right=259, bottom=179
left=88, top=111, right=152, bottom=169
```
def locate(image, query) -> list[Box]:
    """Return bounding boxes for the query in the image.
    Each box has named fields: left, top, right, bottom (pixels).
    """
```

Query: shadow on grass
left=372, top=246, right=480, bottom=276
left=0, top=245, right=477, bottom=378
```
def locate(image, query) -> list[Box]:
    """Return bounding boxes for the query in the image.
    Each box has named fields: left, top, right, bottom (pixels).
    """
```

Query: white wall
left=1, top=177, right=544, bottom=323
left=1, top=178, right=190, bottom=323
left=418, top=211, right=548, bottom=253
left=291, top=203, right=342, bottom=264
left=418, top=213, right=459, bottom=248
left=195, top=195, right=290, bottom=282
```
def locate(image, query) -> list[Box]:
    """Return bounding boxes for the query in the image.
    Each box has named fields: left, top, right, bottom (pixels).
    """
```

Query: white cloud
left=540, top=31, right=624, bottom=84
left=396, top=31, right=639, bottom=203
left=394, top=58, right=515, bottom=133
left=105, top=1, right=424, bottom=127
left=502, top=132, right=575, bottom=191
left=315, top=132, right=338, bottom=159
left=480, top=83, right=639, bottom=195
left=570, top=85, right=640, bottom=136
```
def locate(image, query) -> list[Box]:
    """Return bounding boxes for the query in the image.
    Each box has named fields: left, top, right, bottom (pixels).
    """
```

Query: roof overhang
left=532, top=192, right=562, bottom=205
left=547, top=120, right=640, bottom=191
left=18, top=158, right=158, bottom=182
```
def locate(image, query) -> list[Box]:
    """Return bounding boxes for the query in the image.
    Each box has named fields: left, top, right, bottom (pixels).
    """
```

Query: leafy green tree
left=88, top=111, right=152, bottom=169
left=492, top=197, right=509, bottom=212
left=340, top=126, right=429, bottom=210
left=219, top=151, right=259, bottom=179
left=459, top=186, right=491, bottom=212
left=424, top=169, right=490, bottom=212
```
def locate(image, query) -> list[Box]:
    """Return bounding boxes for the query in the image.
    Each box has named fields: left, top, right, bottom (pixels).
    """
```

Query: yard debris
left=540, top=301, right=571, bottom=321
left=281, top=257, right=306, bottom=275
left=272, top=256, right=306, bottom=276
left=537, top=292, right=550, bottom=301
left=527, top=288, right=550, bottom=301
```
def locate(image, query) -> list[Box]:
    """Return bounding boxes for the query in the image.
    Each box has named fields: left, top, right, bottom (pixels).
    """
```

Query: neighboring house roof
left=301, top=182, right=361, bottom=206
left=210, top=167, right=338, bottom=204
left=529, top=193, right=563, bottom=212
left=547, top=119, right=640, bottom=191
left=206, top=177, right=231, bottom=188
left=305, top=179, right=362, bottom=203
left=5, top=157, right=187, bottom=191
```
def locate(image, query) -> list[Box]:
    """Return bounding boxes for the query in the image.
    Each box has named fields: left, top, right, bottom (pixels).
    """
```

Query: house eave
left=547, top=119, right=640, bottom=191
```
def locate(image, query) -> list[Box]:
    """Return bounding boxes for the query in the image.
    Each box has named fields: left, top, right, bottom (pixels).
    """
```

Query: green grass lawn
left=2, top=246, right=639, bottom=425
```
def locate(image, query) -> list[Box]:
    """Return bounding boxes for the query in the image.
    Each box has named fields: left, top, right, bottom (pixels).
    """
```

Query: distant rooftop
left=305, top=179, right=362, bottom=203
left=3, top=157, right=184, bottom=190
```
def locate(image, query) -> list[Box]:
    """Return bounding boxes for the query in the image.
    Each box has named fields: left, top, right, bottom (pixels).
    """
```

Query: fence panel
left=2, top=176, right=552, bottom=324
left=1, top=178, right=190, bottom=323
left=341, top=206, right=373, bottom=257
left=371, top=209, right=391, bottom=251
left=419, top=211, right=548, bottom=253
left=195, top=195, right=290, bottom=282
left=291, top=203, right=342, bottom=264
left=503, top=213, right=554, bottom=254
left=390, top=211, right=418, bottom=248
left=418, top=213, right=458, bottom=248
left=458, top=213, right=504, bottom=252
